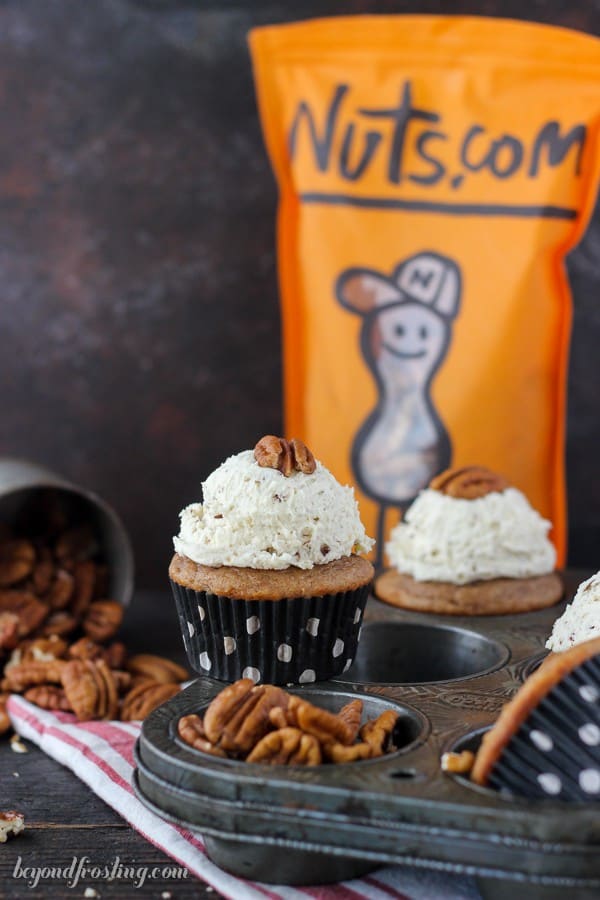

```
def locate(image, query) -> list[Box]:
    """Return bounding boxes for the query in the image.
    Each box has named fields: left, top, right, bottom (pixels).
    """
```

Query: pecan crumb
left=441, top=750, right=475, bottom=774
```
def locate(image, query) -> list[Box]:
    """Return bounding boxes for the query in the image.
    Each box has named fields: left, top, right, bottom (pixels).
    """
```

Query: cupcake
left=375, top=465, right=562, bottom=615
left=471, top=636, right=600, bottom=800
left=169, top=435, right=374, bottom=685
left=546, top=571, right=600, bottom=652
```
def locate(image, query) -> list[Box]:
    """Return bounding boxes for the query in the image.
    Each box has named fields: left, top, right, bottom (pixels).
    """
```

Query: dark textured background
left=0, top=0, right=598, bottom=589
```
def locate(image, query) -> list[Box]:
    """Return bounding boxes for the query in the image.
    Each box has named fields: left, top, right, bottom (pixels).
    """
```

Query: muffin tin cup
left=170, top=579, right=370, bottom=685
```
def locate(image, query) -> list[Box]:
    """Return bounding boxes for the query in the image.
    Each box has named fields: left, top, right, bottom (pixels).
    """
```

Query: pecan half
left=40, top=610, right=78, bottom=637
left=359, top=709, right=399, bottom=755
left=54, top=525, right=97, bottom=563
left=21, top=635, right=68, bottom=662
left=177, top=714, right=227, bottom=757
left=254, top=436, right=316, bottom=477
left=337, top=699, right=363, bottom=744
left=247, top=727, right=321, bottom=765
left=295, top=698, right=356, bottom=746
left=203, top=679, right=288, bottom=755
left=46, top=569, right=74, bottom=610
left=0, top=811, right=25, bottom=842
left=0, top=613, right=19, bottom=651
left=82, top=600, right=123, bottom=642
left=61, top=659, right=98, bottom=719
left=4, top=660, right=65, bottom=692
left=0, top=591, right=48, bottom=637
left=126, top=653, right=188, bottom=685
left=24, top=685, right=72, bottom=712
left=323, top=740, right=375, bottom=763
left=121, top=681, right=180, bottom=721
left=0, top=693, right=10, bottom=735
left=429, top=466, right=509, bottom=499
left=31, top=548, right=55, bottom=596
left=0, top=540, right=35, bottom=587
left=71, top=560, right=96, bottom=617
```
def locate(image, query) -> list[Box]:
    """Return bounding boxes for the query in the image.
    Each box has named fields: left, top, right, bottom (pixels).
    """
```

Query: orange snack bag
left=249, top=16, right=600, bottom=564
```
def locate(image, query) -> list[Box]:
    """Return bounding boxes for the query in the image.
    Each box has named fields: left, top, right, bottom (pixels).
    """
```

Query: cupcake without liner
left=376, top=465, right=562, bottom=615
left=169, top=437, right=374, bottom=685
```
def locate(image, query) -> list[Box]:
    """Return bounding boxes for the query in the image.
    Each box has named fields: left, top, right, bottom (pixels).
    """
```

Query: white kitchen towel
left=8, top=695, right=481, bottom=900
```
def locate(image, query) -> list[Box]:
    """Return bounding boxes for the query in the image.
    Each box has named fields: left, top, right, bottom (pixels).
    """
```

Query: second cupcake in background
left=376, top=465, right=562, bottom=615
left=170, top=436, right=374, bottom=685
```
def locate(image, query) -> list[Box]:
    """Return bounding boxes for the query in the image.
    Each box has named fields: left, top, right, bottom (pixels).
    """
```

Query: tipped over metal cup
left=0, top=458, right=134, bottom=606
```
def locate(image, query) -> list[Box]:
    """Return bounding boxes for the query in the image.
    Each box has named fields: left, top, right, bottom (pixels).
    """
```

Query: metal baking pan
left=134, top=571, right=600, bottom=899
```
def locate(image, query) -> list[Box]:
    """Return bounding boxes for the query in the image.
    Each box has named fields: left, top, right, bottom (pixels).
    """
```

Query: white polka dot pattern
left=579, top=769, right=600, bottom=794
left=579, top=723, right=600, bottom=746
left=246, top=616, right=260, bottom=635
left=579, top=684, right=599, bottom=703
left=198, top=605, right=206, bottom=622
left=243, top=666, right=261, bottom=683
left=353, top=608, right=361, bottom=624
left=537, top=773, right=562, bottom=795
left=223, top=636, right=236, bottom=655
left=530, top=730, right=553, bottom=752
left=343, top=658, right=353, bottom=672
left=187, top=621, right=195, bottom=638
left=199, top=652, right=211, bottom=670
left=332, top=638, right=344, bottom=658
left=306, top=617, right=320, bottom=637
left=277, top=643, right=293, bottom=663
left=299, top=669, right=316, bottom=683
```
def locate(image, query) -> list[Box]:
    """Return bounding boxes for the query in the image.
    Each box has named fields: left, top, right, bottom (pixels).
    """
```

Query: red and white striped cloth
left=8, top=695, right=480, bottom=900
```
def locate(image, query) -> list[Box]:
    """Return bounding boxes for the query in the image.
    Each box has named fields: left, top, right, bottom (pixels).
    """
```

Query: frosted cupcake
left=169, top=436, right=374, bottom=684
left=546, top=571, right=600, bottom=653
left=376, top=465, right=562, bottom=615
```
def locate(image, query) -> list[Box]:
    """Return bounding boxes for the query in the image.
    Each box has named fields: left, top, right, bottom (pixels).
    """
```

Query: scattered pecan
left=441, top=750, right=475, bottom=774
left=104, top=641, right=127, bottom=670
left=121, top=681, right=180, bottom=721
left=177, top=714, right=227, bottom=757
left=0, top=591, right=48, bottom=637
left=46, top=569, right=74, bottom=609
left=24, top=685, right=72, bottom=712
left=254, top=435, right=316, bottom=477
left=359, top=710, right=399, bottom=755
left=0, top=540, right=35, bottom=587
left=31, top=548, right=55, bottom=596
left=0, top=613, right=19, bottom=651
left=337, top=699, right=363, bottom=744
left=4, top=660, right=65, bottom=692
left=247, top=727, right=322, bottom=765
left=111, top=670, right=132, bottom=694
left=204, top=680, right=288, bottom=755
left=126, top=653, right=188, bottom=685
left=429, top=466, right=509, bottom=499
left=71, top=560, right=96, bottom=617
left=40, top=610, right=78, bottom=637
left=0, top=811, right=25, bottom=842
left=0, top=693, right=10, bottom=735
left=323, top=741, right=375, bottom=763
left=21, top=635, right=68, bottom=662
left=82, top=600, right=123, bottom=642
left=295, top=698, right=356, bottom=746
left=68, top=636, right=105, bottom=661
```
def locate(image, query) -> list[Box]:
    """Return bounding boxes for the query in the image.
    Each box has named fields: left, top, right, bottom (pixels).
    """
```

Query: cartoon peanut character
left=336, top=251, right=461, bottom=562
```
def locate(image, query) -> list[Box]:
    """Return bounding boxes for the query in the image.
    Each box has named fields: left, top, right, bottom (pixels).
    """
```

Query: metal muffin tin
left=134, top=571, right=600, bottom=899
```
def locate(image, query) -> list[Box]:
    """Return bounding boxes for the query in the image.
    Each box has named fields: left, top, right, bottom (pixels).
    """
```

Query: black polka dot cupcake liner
left=488, top=655, right=600, bottom=801
left=170, top=580, right=370, bottom=686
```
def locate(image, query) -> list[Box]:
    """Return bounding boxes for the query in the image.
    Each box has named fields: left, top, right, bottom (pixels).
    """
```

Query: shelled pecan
left=429, top=465, right=509, bottom=499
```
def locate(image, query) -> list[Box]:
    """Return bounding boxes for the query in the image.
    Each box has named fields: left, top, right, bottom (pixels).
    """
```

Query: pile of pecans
left=0, top=505, right=188, bottom=734
left=178, top=678, right=400, bottom=765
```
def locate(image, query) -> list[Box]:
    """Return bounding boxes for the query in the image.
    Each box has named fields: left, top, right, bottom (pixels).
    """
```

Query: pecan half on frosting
left=254, top=435, right=316, bottom=477
left=429, top=465, right=509, bottom=500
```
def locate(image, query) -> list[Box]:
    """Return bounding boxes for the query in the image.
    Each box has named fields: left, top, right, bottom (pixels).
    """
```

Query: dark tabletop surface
left=0, top=591, right=222, bottom=899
